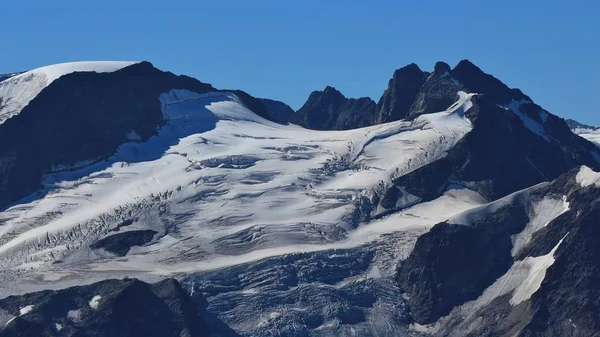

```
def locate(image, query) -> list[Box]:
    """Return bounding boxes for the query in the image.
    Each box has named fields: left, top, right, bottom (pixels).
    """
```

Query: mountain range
left=0, top=59, right=598, bottom=337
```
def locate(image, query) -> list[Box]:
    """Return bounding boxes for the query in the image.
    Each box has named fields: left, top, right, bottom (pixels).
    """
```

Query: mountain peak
left=321, top=85, right=345, bottom=98
left=433, top=61, right=451, bottom=75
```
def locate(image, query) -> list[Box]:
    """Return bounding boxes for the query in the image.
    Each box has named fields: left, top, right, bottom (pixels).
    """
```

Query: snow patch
left=67, top=309, right=81, bottom=322
left=410, top=322, right=440, bottom=334
left=510, top=236, right=565, bottom=305
left=4, top=305, right=35, bottom=327
left=458, top=235, right=566, bottom=314
left=511, top=196, right=569, bottom=256
left=19, top=305, right=34, bottom=316
left=576, top=166, right=600, bottom=188
left=366, top=266, right=382, bottom=279
left=89, top=295, right=102, bottom=309
left=505, top=99, right=549, bottom=141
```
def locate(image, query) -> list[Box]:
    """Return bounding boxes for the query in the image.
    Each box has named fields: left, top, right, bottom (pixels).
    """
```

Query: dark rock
left=566, top=118, right=597, bottom=130
left=90, top=230, right=157, bottom=256
left=451, top=59, right=530, bottom=104
left=386, top=94, right=600, bottom=209
left=0, top=278, right=213, bottom=337
left=293, top=86, right=377, bottom=130
left=397, top=202, right=529, bottom=323
left=433, top=61, right=451, bottom=76
left=375, top=63, right=427, bottom=123
left=258, top=98, right=295, bottom=123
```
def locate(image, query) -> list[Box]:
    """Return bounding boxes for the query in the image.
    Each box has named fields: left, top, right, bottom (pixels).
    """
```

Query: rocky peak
left=451, top=59, right=530, bottom=104
left=293, top=86, right=376, bottom=130
left=433, top=61, right=451, bottom=76
left=375, top=63, right=427, bottom=123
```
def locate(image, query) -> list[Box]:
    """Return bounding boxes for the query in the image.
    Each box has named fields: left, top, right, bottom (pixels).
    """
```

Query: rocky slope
left=0, top=278, right=228, bottom=337
left=398, top=166, right=600, bottom=337
left=566, top=118, right=596, bottom=131
left=258, top=98, right=295, bottom=123
left=293, top=86, right=377, bottom=130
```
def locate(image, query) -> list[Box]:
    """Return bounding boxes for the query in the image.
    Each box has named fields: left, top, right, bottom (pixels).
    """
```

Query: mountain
left=293, top=86, right=377, bottom=130
left=0, top=61, right=269, bottom=210
left=0, top=59, right=599, bottom=336
left=398, top=166, right=600, bottom=336
left=0, top=278, right=232, bottom=337
left=258, top=98, right=295, bottom=123
left=566, top=118, right=597, bottom=131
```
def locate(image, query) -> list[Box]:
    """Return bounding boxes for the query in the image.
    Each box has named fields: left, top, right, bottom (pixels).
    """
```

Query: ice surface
left=0, top=61, right=138, bottom=125
left=0, top=90, right=476, bottom=276
left=576, top=165, right=600, bottom=188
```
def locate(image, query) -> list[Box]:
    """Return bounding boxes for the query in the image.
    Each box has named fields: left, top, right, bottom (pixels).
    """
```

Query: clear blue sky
left=3, top=1, right=599, bottom=124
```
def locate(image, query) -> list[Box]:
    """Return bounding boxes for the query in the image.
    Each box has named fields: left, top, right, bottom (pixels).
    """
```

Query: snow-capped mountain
left=0, top=60, right=599, bottom=337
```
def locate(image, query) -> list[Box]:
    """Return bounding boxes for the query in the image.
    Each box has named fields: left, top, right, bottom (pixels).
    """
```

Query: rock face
left=0, top=278, right=214, bottom=337
left=397, top=167, right=600, bottom=337
left=293, top=86, right=376, bottom=130
left=375, top=63, right=427, bottom=123
left=566, top=118, right=597, bottom=130
left=0, top=62, right=269, bottom=210
left=90, top=230, right=157, bottom=257
left=258, top=98, right=295, bottom=123
left=371, top=61, right=600, bottom=218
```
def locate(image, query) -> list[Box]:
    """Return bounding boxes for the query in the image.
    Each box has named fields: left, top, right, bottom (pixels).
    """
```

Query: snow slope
left=0, top=90, right=477, bottom=291
left=0, top=61, right=138, bottom=125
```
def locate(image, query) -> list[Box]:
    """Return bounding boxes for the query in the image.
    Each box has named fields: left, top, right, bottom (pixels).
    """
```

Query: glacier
left=0, top=88, right=481, bottom=335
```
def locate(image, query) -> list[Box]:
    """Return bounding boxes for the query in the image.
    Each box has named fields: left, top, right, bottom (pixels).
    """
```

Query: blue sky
left=4, top=1, right=600, bottom=124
